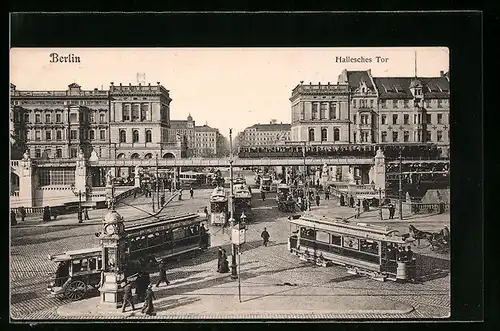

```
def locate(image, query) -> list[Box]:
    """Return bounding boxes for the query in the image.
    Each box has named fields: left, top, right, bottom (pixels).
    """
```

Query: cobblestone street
left=10, top=178, right=450, bottom=320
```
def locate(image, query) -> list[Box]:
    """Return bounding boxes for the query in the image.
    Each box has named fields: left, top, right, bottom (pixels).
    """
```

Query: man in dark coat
left=190, top=187, right=194, bottom=199
left=156, top=262, right=170, bottom=287
left=339, top=194, right=345, bottom=206
left=136, top=272, right=148, bottom=302
left=160, top=195, right=165, bottom=206
left=84, top=207, right=90, bottom=220
left=200, top=224, right=209, bottom=249
left=10, top=210, right=17, bottom=226
left=141, top=284, right=156, bottom=315
left=261, top=191, right=266, bottom=201
left=261, top=227, right=270, bottom=247
left=315, top=193, right=320, bottom=207
left=19, top=206, right=26, bottom=222
left=349, top=196, right=355, bottom=208
left=43, top=206, right=51, bottom=222
left=219, top=249, right=230, bottom=273
left=325, top=190, right=330, bottom=200
left=388, top=204, right=395, bottom=219
left=121, top=282, right=135, bottom=312
left=217, top=247, right=223, bottom=272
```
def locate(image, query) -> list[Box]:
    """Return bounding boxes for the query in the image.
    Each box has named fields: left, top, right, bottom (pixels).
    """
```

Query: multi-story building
left=338, top=69, right=450, bottom=155
left=169, top=114, right=196, bottom=157
left=239, top=121, right=292, bottom=147
left=10, top=82, right=184, bottom=161
left=289, top=83, right=350, bottom=143
left=194, top=124, right=222, bottom=157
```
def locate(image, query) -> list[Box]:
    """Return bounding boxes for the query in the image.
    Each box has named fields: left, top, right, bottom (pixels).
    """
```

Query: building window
left=311, top=104, right=318, bottom=120
left=132, top=130, right=139, bottom=143
left=38, top=168, right=76, bottom=186
left=141, top=104, right=149, bottom=121
left=353, top=115, right=357, bottom=124
left=437, top=114, right=443, bottom=124
left=70, top=113, right=78, bottom=123
left=321, top=128, right=328, bottom=142
left=35, top=149, right=41, bottom=158
left=381, top=115, right=386, bottom=125
left=56, top=113, right=62, bottom=123
left=100, top=130, right=106, bottom=140
left=122, top=107, right=130, bottom=121
left=329, top=103, right=336, bottom=119
left=392, top=131, right=399, bottom=142
left=56, top=149, right=62, bottom=158
left=56, top=130, right=62, bottom=140
left=46, top=131, right=51, bottom=140
left=381, top=131, right=387, bottom=142
left=89, top=130, right=95, bottom=140
left=437, top=131, right=443, bottom=142
left=89, top=112, right=95, bottom=123
left=392, top=114, right=398, bottom=125
left=404, top=131, right=410, bottom=142
left=24, top=113, right=30, bottom=123
left=145, top=130, right=152, bottom=143
left=333, top=128, right=340, bottom=142
left=352, top=99, right=357, bottom=108
left=425, top=100, right=432, bottom=108
left=70, top=130, right=77, bottom=140
left=426, top=131, right=432, bottom=142
left=132, top=105, right=140, bottom=121
left=361, top=114, right=369, bottom=125
left=119, top=130, right=126, bottom=143
left=100, top=113, right=105, bottom=123
left=404, top=100, right=409, bottom=108
left=393, top=100, right=399, bottom=108
left=308, top=128, right=315, bottom=142
left=35, top=114, right=41, bottom=123
left=370, top=99, right=374, bottom=108
left=35, top=131, right=41, bottom=141
left=381, top=100, right=387, bottom=109
left=320, top=103, right=327, bottom=119
left=404, top=114, right=409, bottom=125
left=353, top=132, right=357, bottom=143
left=437, top=100, right=443, bottom=108
left=45, top=113, right=51, bottom=123
left=70, top=148, right=78, bottom=158
left=426, top=114, right=432, bottom=124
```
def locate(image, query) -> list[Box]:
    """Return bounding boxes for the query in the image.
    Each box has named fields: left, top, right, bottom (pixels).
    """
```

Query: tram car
left=276, top=184, right=296, bottom=212
left=287, top=214, right=416, bottom=282
left=260, top=175, right=272, bottom=192
left=47, top=213, right=210, bottom=301
left=233, top=184, right=253, bottom=222
left=209, top=186, right=228, bottom=226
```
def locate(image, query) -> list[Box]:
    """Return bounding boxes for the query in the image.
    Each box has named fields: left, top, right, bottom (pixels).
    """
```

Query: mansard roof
left=247, top=123, right=291, bottom=131
left=373, top=76, right=449, bottom=99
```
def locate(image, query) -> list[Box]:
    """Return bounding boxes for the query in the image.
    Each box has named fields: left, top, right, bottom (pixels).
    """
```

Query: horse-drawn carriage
left=276, top=184, right=296, bottom=212
left=409, top=224, right=450, bottom=251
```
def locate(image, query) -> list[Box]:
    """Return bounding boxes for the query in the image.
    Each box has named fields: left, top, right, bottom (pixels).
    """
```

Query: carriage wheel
left=65, top=280, right=87, bottom=301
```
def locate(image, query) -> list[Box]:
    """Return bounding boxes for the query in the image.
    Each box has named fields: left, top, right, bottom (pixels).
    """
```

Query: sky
left=10, top=47, right=449, bottom=136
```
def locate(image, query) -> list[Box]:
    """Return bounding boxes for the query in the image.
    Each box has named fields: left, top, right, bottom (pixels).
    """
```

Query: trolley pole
left=303, top=141, right=310, bottom=211
left=78, top=191, right=82, bottom=223
left=156, top=154, right=160, bottom=210
left=229, top=128, right=238, bottom=280
left=379, top=188, right=383, bottom=220
left=238, top=245, right=242, bottom=302
left=398, top=148, right=403, bottom=220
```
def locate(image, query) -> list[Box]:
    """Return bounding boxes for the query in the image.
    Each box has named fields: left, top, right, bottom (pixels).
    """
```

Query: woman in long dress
left=141, top=284, right=156, bottom=315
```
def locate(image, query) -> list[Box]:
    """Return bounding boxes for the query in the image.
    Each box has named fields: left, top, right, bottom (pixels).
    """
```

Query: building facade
left=10, top=82, right=184, bottom=161
left=289, top=83, right=351, bottom=143
left=239, top=121, right=292, bottom=147
left=169, top=114, right=196, bottom=157
left=194, top=125, right=223, bottom=157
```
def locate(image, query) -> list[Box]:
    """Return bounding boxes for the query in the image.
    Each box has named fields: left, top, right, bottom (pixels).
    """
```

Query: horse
left=408, top=224, right=435, bottom=247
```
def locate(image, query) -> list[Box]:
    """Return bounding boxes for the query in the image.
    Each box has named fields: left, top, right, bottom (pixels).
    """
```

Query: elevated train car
left=288, top=214, right=416, bottom=282
left=209, top=187, right=228, bottom=226
left=233, top=183, right=253, bottom=222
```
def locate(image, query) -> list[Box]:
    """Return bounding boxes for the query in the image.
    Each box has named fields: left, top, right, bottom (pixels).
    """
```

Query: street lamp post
left=398, top=148, right=403, bottom=220
left=228, top=128, right=238, bottom=280
left=303, top=141, right=310, bottom=211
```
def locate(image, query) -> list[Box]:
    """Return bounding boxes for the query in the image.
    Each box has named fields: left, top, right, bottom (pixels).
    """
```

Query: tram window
left=342, top=236, right=359, bottom=250
left=72, top=259, right=82, bottom=273
left=173, top=228, right=186, bottom=240
left=80, top=258, right=89, bottom=271
left=331, top=234, right=342, bottom=246
left=89, top=257, right=97, bottom=270
left=190, top=225, right=200, bottom=236
left=360, top=239, right=379, bottom=255
left=97, top=257, right=103, bottom=269
left=316, top=231, right=330, bottom=243
left=148, top=232, right=162, bottom=247
left=300, top=227, right=316, bottom=240
left=164, top=230, right=173, bottom=242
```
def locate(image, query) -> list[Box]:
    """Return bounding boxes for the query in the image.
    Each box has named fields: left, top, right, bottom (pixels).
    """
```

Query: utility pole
left=229, top=128, right=238, bottom=280
left=398, top=148, right=403, bottom=220
left=156, top=154, right=160, bottom=209
left=78, top=191, right=82, bottom=223
left=303, top=141, right=310, bottom=211
left=379, top=188, right=383, bottom=220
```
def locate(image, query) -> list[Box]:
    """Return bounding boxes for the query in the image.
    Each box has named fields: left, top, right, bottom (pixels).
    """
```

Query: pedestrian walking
left=219, top=249, right=230, bottom=273
left=261, top=191, right=266, bottom=201
left=315, top=193, right=320, bottom=207
left=261, top=227, right=270, bottom=247
left=134, top=189, right=137, bottom=198
left=316, top=179, right=320, bottom=188
left=325, top=190, right=330, bottom=200
left=141, top=284, right=156, bottom=315
left=339, top=194, right=345, bottom=206
left=156, top=262, right=170, bottom=287
left=43, top=206, right=51, bottom=223
left=203, top=206, right=208, bottom=217
left=190, top=187, right=194, bottom=199
left=19, top=206, right=26, bottom=222
left=84, top=207, right=90, bottom=220
left=121, top=282, right=135, bottom=312
left=388, top=204, right=395, bottom=219
left=217, top=247, right=223, bottom=272
left=355, top=199, right=361, bottom=219
left=136, top=271, right=147, bottom=302
left=160, top=195, right=165, bottom=206
left=349, top=196, right=355, bottom=208
left=200, top=224, right=209, bottom=249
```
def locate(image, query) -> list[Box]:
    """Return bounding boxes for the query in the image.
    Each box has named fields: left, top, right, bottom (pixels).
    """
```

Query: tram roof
left=126, top=212, right=200, bottom=233
left=289, top=214, right=409, bottom=243
left=48, top=246, right=101, bottom=262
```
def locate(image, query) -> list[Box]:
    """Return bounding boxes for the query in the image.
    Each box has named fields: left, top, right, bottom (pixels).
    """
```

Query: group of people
left=387, top=245, right=414, bottom=263
left=10, top=206, right=26, bottom=225
left=339, top=194, right=396, bottom=220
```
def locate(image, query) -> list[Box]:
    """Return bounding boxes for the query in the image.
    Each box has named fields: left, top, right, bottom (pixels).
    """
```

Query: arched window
left=308, top=128, right=315, bottom=142
left=131, top=153, right=140, bottom=159
left=145, top=130, right=152, bottom=143
left=321, top=128, right=328, bottom=142
left=119, top=130, right=126, bottom=143
left=117, top=153, right=125, bottom=159
left=132, top=130, right=139, bottom=143
left=144, top=153, right=153, bottom=159
left=334, top=128, right=340, bottom=142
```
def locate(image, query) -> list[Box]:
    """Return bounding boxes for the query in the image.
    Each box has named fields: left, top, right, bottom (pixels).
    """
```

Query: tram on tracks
left=260, top=174, right=272, bottom=192
left=47, top=213, right=210, bottom=301
left=209, top=186, right=228, bottom=226
left=287, top=214, right=416, bottom=282
left=233, top=183, right=253, bottom=222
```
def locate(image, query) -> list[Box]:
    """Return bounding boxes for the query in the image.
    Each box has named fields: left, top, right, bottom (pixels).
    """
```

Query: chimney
left=367, top=69, right=371, bottom=76
left=120, top=83, right=122, bottom=86
left=110, top=82, right=114, bottom=86
left=157, top=82, right=161, bottom=85
left=440, top=71, right=444, bottom=77
left=129, top=83, right=132, bottom=86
